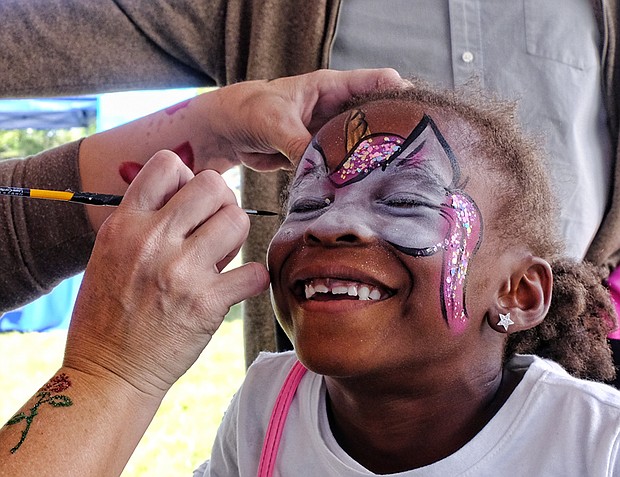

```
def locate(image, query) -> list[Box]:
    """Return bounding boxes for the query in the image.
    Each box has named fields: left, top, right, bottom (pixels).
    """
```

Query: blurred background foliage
left=0, top=126, right=93, bottom=160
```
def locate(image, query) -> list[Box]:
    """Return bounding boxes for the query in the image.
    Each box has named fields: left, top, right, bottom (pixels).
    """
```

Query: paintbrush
left=0, top=186, right=278, bottom=216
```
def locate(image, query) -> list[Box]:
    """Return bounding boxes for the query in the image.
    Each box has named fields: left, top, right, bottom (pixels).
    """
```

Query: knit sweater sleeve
left=0, top=141, right=95, bottom=313
left=0, top=0, right=227, bottom=97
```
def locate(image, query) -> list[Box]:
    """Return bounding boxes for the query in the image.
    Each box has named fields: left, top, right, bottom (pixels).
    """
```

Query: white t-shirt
left=196, top=352, right=620, bottom=476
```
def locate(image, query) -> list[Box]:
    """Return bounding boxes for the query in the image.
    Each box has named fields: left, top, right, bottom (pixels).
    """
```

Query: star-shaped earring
left=497, top=312, right=514, bottom=331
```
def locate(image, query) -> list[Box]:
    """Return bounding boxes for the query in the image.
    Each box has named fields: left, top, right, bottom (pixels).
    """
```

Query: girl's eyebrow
left=292, top=141, right=328, bottom=188
left=392, top=141, right=425, bottom=169
left=396, top=167, right=447, bottom=193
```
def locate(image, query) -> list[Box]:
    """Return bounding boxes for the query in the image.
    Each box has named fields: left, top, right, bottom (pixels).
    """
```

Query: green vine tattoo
left=5, top=373, right=73, bottom=453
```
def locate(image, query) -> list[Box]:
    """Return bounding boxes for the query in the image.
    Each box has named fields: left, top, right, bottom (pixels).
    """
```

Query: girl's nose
left=303, top=207, right=375, bottom=247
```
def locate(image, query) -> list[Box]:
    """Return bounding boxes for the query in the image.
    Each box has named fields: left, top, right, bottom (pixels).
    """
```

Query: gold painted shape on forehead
left=345, top=110, right=371, bottom=153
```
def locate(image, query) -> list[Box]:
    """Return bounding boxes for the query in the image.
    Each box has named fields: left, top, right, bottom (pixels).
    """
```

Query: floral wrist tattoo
left=5, top=373, right=73, bottom=453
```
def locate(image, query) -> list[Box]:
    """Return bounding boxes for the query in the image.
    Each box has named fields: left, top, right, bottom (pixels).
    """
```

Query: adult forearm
left=79, top=69, right=407, bottom=231
left=78, top=89, right=239, bottom=231
left=0, top=153, right=269, bottom=476
left=0, top=367, right=162, bottom=477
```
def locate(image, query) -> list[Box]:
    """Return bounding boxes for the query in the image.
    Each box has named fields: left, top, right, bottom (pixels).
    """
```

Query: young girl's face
left=268, top=100, right=494, bottom=377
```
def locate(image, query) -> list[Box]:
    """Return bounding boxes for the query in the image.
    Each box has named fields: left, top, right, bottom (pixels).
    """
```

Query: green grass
left=0, top=307, right=245, bottom=476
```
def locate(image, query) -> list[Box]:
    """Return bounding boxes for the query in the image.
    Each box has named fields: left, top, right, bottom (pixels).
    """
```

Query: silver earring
left=497, top=312, right=514, bottom=331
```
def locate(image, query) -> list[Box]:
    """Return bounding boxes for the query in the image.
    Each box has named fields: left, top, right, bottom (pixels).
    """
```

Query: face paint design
left=440, top=193, right=481, bottom=334
left=329, top=134, right=404, bottom=186
left=329, top=110, right=404, bottom=186
left=289, top=110, right=482, bottom=333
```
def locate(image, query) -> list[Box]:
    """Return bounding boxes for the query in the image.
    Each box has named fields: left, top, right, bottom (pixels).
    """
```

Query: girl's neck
left=324, top=365, right=522, bottom=473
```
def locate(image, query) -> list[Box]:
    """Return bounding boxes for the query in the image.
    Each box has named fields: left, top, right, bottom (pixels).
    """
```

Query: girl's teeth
left=303, top=281, right=384, bottom=301
left=358, top=286, right=370, bottom=300
left=369, top=289, right=382, bottom=300
left=315, top=283, right=329, bottom=293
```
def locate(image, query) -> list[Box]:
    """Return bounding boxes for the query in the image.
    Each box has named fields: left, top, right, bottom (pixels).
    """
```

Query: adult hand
left=80, top=68, right=404, bottom=231
left=196, top=68, right=406, bottom=171
left=65, top=150, right=270, bottom=397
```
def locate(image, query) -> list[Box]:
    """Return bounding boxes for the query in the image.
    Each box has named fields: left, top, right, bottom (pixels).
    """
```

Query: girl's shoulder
left=244, top=350, right=302, bottom=389
left=510, top=354, right=620, bottom=410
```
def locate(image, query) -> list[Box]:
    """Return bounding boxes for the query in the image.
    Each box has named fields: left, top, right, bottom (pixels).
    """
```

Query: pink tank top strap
left=257, top=359, right=307, bottom=477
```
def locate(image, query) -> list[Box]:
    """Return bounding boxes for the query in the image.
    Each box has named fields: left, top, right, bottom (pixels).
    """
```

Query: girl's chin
left=294, top=340, right=376, bottom=377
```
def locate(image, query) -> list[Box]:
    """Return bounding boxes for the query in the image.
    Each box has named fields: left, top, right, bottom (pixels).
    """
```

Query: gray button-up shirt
left=330, top=0, right=612, bottom=259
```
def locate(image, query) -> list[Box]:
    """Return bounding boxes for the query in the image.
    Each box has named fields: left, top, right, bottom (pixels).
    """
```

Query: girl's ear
left=488, top=256, right=553, bottom=334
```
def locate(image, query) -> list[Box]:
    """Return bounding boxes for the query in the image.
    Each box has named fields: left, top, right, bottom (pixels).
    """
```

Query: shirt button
left=462, top=51, right=474, bottom=63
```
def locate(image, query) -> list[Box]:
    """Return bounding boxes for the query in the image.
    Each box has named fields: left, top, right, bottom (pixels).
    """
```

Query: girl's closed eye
left=288, top=197, right=332, bottom=214
left=378, top=193, right=441, bottom=212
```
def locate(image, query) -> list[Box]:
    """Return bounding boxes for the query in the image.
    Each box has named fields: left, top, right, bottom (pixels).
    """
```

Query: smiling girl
left=2, top=80, right=618, bottom=476
left=203, top=84, right=620, bottom=475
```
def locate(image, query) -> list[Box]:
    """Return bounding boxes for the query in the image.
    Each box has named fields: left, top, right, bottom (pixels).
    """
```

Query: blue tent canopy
left=0, top=97, right=97, bottom=129
left=0, top=96, right=96, bottom=332
left=0, top=89, right=196, bottom=332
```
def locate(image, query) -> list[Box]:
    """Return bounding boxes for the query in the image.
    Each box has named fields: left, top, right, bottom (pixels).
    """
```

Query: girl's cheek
left=267, top=226, right=297, bottom=267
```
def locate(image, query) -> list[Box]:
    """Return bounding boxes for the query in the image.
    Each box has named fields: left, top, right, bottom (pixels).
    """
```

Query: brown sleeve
left=0, top=0, right=227, bottom=97
left=0, top=0, right=336, bottom=98
left=0, top=141, right=95, bottom=313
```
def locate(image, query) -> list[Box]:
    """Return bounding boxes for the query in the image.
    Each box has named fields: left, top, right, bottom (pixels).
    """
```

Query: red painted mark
left=172, top=141, right=195, bottom=171
left=165, top=98, right=191, bottom=116
left=43, top=373, right=71, bottom=393
left=119, top=161, right=143, bottom=185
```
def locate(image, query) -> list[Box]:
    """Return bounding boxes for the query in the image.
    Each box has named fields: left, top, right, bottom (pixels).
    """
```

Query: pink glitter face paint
left=329, top=134, right=404, bottom=186
left=288, top=112, right=483, bottom=332
left=440, top=193, right=482, bottom=334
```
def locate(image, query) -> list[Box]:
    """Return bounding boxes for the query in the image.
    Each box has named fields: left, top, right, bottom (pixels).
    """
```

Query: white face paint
left=278, top=114, right=482, bottom=333
left=268, top=105, right=487, bottom=379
